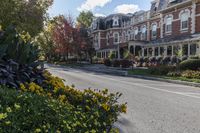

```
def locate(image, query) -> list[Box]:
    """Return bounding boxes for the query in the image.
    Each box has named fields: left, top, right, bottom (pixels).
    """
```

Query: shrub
left=162, top=56, right=171, bottom=65
left=189, top=56, right=199, bottom=60
left=149, top=66, right=176, bottom=75
left=149, top=56, right=156, bottom=63
left=0, top=86, right=125, bottom=132
left=0, top=59, right=44, bottom=88
left=0, top=26, right=39, bottom=65
left=144, top=57, right=149, bottom=63
left=167, top=71, right=181, bottom=77
left=181, top=70, right=200, bottom=79
left=120, top=59, right=132, bottom=68
left=112, top=60, right=121, bottom=67
left=179, top=59, right=200, bottom=70
left=170, top=56, right=179, bottom=64
left=156, top=56, right=163, bottom=64
left=181, top=55, right=188, bottom=62
left=104, top=58, right=111, bottom=66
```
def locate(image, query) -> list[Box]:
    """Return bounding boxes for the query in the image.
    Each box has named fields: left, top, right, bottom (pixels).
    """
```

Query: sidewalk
left=80, top=64, right=200, bottom=88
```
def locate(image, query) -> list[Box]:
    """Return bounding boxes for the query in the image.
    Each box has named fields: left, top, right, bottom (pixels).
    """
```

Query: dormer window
left=113, top=16, right=119, bottom=26
left=169, top=0, right=177, bottom=3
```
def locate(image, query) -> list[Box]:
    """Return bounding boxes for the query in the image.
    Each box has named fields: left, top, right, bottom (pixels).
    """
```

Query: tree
left=0, top=0, right=53, bottom=37
left=52, top=15, right=74, bottom=60
left=77, top=11, right=94, bottom=28
left=36, top=19, right=56, bottom=61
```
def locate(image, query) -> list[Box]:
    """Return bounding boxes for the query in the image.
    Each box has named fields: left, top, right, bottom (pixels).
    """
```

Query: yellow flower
left=101, top=104, right=110, bottom=111
left=0, top=113, right=7, bottom=120
left=14, top=103, right=21, bottom=110
left=58, top=95, right=66, bottom=102
left=5, top=121, right=11, bottom=125
left=20, top=83, right=27, bottom=91
left=6, top=107, right=12, bottom=113
left=35, top=128, right=41, bottom=133
left=121, top=104, right=127, bottom=113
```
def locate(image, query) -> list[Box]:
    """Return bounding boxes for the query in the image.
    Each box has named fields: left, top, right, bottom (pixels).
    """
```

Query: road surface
left=47, top=64, right=200, bottom=133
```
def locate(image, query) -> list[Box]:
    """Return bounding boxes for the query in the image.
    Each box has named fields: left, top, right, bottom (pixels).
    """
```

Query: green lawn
left=128, top=69, right=200, bottom=83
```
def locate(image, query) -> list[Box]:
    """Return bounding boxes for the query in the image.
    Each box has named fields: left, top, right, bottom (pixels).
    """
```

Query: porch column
left=133, top=45, right=135, bottom=56
left=117, top=44, right=120, bottom=59
left=142, top=48, right=144, bottom=57
left=164, top=46, right=167, bottom=56
left=158, top=47, right=161, bottom=56
left=152, top=47, right=155, bottom=57
left=172, top=45, right=174, bottom=56
left=180, top=44, right=183, bottom=57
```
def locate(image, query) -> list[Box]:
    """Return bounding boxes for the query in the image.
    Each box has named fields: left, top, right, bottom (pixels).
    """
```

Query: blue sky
left=48, top=0, right=151, bottom=18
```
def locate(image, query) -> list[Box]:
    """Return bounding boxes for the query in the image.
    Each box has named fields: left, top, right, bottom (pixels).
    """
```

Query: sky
left=48, top=0, right=151, bottom=18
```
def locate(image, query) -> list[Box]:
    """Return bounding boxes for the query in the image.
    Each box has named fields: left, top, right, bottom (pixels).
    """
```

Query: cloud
left=77, top=0, right=112, bottom=11
left=94, top=13, right=106, bottom=17
left=114, top=4, right=140, bottom=14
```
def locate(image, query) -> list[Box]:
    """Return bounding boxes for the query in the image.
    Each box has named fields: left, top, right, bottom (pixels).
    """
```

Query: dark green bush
left=179, top=59, right=200, bottom=70
left=181, top=55, right=188, bottom=62
left=149, top=66, right=176, bottom=75
left=120, top=59, right=132, bottom=68
left=162, top=56, right=171, bottom=65
left=112, top=60, right=121, bottom=67
left=104, top=59, right=111, bottom=66
left=189, top=56, right=199, bottom=59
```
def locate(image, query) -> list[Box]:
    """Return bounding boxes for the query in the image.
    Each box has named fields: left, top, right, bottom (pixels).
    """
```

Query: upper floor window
left=165, top=16, right=172, bottom=33
left=134, top=27, right=138, bottom=40
left=151, top=23, right=157, bottom=38
left=180, top=10, right=189, bottom=31
left=94, top=35, right=99, bottom=47
left=113, top=32, right=119, bottom=44
left=141, top=25, right=147, bottom=40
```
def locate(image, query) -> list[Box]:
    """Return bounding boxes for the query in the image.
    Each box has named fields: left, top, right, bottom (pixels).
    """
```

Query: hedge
left=179, top=59, right=200, bottom=70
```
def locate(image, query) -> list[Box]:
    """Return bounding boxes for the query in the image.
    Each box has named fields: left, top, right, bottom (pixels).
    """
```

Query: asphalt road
left=46, top=64, right=200, bottom=133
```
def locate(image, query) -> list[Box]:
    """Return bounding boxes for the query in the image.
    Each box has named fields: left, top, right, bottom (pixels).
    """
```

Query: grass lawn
left=128, top=69, right=200, bottom=83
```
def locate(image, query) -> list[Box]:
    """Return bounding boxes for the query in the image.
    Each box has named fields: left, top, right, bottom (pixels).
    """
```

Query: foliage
left=167, top=71, right=181, bottom=77
left=149, top=66, right=176, bottom=75
left=109, top=51, right=116, bottom=60
left=18, top=71, right=127, bottom=132
left=0, top=59, right=44, bottom=88
left=0, top=27, right=40, bottom=65
left=149, top=56, right=156, bottom=63
left=179, top=59, right=200, bottom=70
left=36, top=20, right=56, bottom=61
left=170, top=56, right=180, bottom=64
left=120, top=60, right=132, bottom=68
left=189, top=56, right=199, bottom=60
left=77, top=11, right=94, bottom=28
left=104, top=59, right=112, bottom=66
left=0, top=0, right=53, bottom=37
left=161, top=56, right=171, bottom=65
left=181, top=55, right=188, bottom=62
left=181, top=70, right=200, bottom=79
left=112, top=60, right=121, bottom=67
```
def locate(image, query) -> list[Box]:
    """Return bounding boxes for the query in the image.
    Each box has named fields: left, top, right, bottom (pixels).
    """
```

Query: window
left=152, top=23, right=157, bottom=38
left=165, top=16, right=172, bottom=33
left=94, top=35, right=99, bottom=48
left=141, top=25, right=147, bottom=40
left=134, top=27, right=138, bottom=40
left=190, top=44, right=197, bottom=55
left=113, top=32, right=119, bottom=44
left=113, top=17, right=119, bottom=26
left=180, top=11, right=189, bottom=30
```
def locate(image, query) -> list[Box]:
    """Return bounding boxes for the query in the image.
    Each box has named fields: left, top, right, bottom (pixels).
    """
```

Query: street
left=47, top=64, right=200, bottom=133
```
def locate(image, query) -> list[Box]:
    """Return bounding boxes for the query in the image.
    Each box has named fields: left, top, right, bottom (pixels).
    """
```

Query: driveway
left=46, top=64, right=200, bottom=133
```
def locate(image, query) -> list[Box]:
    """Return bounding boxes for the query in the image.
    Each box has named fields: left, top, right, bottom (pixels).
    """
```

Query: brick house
left=90, top=0, right=200, bottom=59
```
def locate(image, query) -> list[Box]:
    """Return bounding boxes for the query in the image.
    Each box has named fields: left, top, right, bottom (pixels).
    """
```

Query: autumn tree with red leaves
left=52, top=15, right=75, bottom=61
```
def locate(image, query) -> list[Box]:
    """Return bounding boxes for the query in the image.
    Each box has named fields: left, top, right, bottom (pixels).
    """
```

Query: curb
left=128, top=74, right=200, bottom=88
